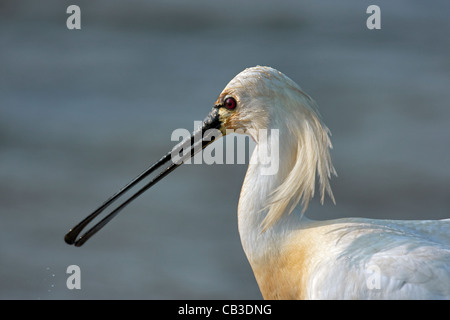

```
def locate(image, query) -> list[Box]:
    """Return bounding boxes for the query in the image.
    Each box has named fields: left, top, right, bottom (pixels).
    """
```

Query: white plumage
left=219, top=66, right=450, bottom=299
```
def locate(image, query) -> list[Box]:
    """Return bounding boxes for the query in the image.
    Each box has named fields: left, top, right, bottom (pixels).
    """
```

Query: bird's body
left=240, top=212, right=450, bottom=299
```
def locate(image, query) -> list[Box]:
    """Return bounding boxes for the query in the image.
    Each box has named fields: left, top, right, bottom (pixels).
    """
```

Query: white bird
left=65, top=66, right=450, bottom=299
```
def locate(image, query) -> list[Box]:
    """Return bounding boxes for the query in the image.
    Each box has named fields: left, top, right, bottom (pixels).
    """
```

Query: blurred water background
left=1, top=0, right=449, bottom=299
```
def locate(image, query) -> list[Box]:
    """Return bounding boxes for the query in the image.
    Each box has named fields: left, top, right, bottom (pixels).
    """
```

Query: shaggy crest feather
left=260, top=84, right=337, bottom=230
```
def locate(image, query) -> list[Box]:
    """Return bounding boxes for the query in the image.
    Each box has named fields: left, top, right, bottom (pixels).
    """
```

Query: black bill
left=64, top=106, right=222, bottom=247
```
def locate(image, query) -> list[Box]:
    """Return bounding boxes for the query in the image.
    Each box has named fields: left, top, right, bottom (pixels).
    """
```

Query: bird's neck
left=237, top=130, right=306, bottom=265
left=237, top=103, right=335, bottom=284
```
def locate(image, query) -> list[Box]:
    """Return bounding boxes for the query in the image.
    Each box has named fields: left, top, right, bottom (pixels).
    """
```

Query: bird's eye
left=224, top=97, right=237, bottom=110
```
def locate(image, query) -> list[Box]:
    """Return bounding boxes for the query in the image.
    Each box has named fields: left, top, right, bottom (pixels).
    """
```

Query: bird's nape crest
left=260, top=98, right=337, bottom=231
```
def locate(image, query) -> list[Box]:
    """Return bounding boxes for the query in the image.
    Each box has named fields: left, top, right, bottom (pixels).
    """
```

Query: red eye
left=224, top=97, right=237, bottom=110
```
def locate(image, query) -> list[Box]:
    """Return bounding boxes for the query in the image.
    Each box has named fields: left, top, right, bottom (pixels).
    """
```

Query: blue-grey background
left=1, top=0, right=449, bottom=299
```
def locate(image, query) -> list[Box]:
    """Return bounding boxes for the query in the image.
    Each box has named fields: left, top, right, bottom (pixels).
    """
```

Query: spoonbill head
left=214, top=66, right=336, bottom=230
